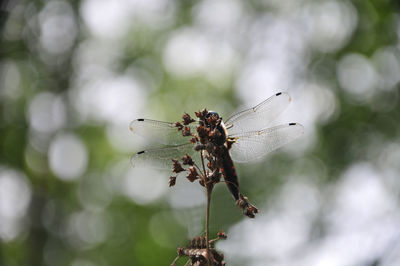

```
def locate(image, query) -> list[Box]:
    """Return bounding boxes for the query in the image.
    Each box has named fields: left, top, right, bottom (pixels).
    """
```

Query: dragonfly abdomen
left=218, top=146, right=240, bottom=201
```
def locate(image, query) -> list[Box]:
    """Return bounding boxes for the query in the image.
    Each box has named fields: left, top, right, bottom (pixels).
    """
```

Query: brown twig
left=205, top=179, right=212, bottom=266
left=200, top=151, right=212, bottom=266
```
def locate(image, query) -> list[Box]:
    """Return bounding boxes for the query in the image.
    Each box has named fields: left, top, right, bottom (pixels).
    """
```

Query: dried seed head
left=206, top=154, right=217, bottom=168
left=195, top=109, right=208, bottom=120
left=199, top=179, right=205, bottom=187
left=177, top=246, right=185, bottom=256
left=205, top=142, right=215, bottom=154
left=186, top=167, right=199, bottom=182
left=217, top=230, right=227, bottom=239
left=182, top=113, right=195, bottom=125
left=209, top=169, right=221, bottom=183
left=172, top=159, right=185, bottom=173
left=172, top=231, right=227, bottom=266
left=182, top=126, right=192, bottom=136
left=190, top=136, right=198, bottom=144
left=169, top=176, right=177, bottom=187
left=174, top=122, right=183, bottom=131
left=182, top=154, right=194, bottom=166
left=196, top=125, right=209, bottom=143
left=207, top=158, right=217, bottom=170
left=194, top=143, right=205, bottom=151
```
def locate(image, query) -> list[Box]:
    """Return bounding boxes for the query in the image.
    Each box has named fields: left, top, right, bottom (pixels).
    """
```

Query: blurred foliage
left=1, top=0, right=400, bottom=266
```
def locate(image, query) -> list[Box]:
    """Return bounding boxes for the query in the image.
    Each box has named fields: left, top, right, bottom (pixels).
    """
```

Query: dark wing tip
left=129, top=118, right=145, bottom=132
left=276, top=92, right=282, bottom=96
left=289, top=122, right=296, bottom=126
left=137, top=150, right=145, bottom=155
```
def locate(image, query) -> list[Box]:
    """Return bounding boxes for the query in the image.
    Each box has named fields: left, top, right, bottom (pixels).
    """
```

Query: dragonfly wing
left=225, top=92, right=292, bottom=135
left=131, top=143, right=200, bottom=170
left=229, top=123, right=304, bottom=163
left=130, top=119, right=198, bottom=145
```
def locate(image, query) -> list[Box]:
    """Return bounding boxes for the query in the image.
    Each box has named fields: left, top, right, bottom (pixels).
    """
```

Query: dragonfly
left=130, top=92, right=304, bottom=208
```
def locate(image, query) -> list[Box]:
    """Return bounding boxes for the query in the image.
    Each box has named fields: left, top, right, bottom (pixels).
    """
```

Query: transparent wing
left=131, top=143, right=200, bottom=170
left=130, top=119, right=198, bottom=145
left=229, top=123, right=304, bottom=163
left=225, top=92, right=292, bottom=136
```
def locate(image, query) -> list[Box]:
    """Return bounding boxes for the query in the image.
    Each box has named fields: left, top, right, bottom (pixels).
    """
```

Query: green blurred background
left=1, top=0, right=400, bottom=265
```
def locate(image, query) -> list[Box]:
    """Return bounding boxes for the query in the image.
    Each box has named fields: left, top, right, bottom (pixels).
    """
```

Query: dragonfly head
left=206, top=111, right=219, bottom=119
left=203, top=111, right=223, bottom=128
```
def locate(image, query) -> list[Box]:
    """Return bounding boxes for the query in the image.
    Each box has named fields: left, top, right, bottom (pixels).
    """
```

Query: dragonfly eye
left=206, top=111, right=219, bottom=119
left=204, top=111, right=220, bottom=127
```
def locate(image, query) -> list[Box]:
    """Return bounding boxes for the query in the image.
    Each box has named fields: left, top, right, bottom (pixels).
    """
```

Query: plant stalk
left=206, top=181, right=212, bottom=266
left=200, top=151, right=212, bottom=266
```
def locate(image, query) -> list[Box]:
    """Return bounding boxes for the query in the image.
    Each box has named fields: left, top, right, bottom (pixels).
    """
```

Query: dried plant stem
left=206, top=183, right=212, bottom=266
left=200, top=151, right=212, bottom=266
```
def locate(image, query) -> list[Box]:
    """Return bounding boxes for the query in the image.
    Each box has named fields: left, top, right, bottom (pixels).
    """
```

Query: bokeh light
left=49, top=133, right=88, bottom=181
left=337, top=53, right=378, bottom=103
left=121, top=167, right=168, bottom=205
left=0, top=168, right=31, bottom=242
left=28, top=92, right=66, bottom=133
